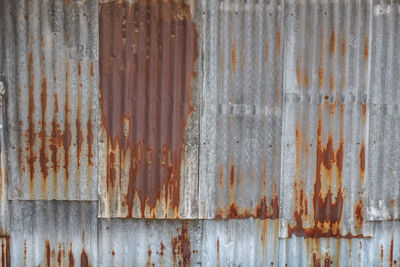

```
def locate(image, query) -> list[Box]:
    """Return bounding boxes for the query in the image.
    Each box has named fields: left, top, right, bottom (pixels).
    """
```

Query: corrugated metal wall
left=0, top=0, right=400, bottom=266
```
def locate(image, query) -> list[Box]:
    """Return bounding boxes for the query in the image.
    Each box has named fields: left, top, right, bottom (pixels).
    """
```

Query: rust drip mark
left=329, top=76, right=335, bottom=92
left=391, top=199, right=395, bottom=208
left=81, top=248, right=89, bottom=267
left=45, top=241, right=51, bottom=267
left=24, top=240, right=27, bottom=266
left=355, top=198, right=364, bottom=229
left=50, top=120, right=62, bottom=173
left=364, top=36, right=369, bottom=61
left=90, top=61, right=94, bottom=77
left=87, top=111, right=94, bottom=166
left=381, top=244, right=384, bottom=264
left=359, top=143, right=365, bottom=183
left=78, top=62, right=82, bottom=78
left=217, top=239, right=220, bottom=267
left=57, top=244, right=62, bottom=267
left=69, top=243, right=74, bottom=267
left=1, top=237, right=10, bottom=267
left=171, top=224, right=191, bottom=266
left=218, top=164, right=223, bottom=189
left=330, top=30, right=336, bottom=54
left=229, top=161, right=235, bottom=187
left=66, top=0, right=71, bottom=6
left=160, top=241, right=165, bottom=257
left=27, top=50, right=37, bottom=183
left=277, top=31, right=281, bottom=55
left=40, top=75, right=49, bottom=180
left=312, top=253, right=331, bottom=267
left=76, top=120, right=83, bottom=167
left=390, top=238, right=394, bottom=267
left=341, top=38, right=347, bottom=57
left=232, top=42, right=236, bottom=73
left=318, top=67, right=324, bottom=89
left=100, top=0, right=199, bottom=218
left=362, top=104, right=367, bottom=125
left=147, top=246, right=152, bottom=266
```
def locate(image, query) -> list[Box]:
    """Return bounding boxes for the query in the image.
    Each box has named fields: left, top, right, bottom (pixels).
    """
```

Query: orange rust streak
left=330, top=30, right=336, bottom=53
left=218, top=164, right=223, bottom=188
left=277, top=31, right=281, bottom=55
left=232, top=43, right=236, bottom=73
left=45, top=241, right=51, bottom=267
left=40, top=75, right=49, bottom=180
left=364, top=36, right=369, bottom=61
left=171, top=224, right=191, bottom=266
left=359, top=143, right=365, bottom=183
left=390, top=238, right=394, bottom=267
left=27, top=50, right=37, bottom=184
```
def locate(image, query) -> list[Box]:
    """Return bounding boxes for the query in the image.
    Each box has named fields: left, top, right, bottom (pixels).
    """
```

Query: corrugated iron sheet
left=280, top=0, right=372, bottom=238
left=98, top=0, right=201, bottom=218
left=1, top=0, right=99, bottom=200
left=366, top=0, right=400, bottom=221
left=199, top=0, right=283, bottom=219
left=10, top=201, right=97, bottom=267
left=99, top=219, right=202, bottom=266
left=201, top=219, right=280, bottom=266
left=280, top=221, right=400, bottom=266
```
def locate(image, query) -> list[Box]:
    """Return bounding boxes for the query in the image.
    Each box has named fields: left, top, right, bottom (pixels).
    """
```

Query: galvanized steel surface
left=0, top=0, right=399, bottom=266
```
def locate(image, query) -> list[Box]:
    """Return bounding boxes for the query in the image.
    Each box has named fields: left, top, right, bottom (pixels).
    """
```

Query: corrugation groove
left=366, top=0, right=400, bottom=221
left=2, top=0, right=98, bottom=200
left=98, top=0, right=199, bottom=218
left=281, top=0, right=371, bottom=238
left=199, top=0, right=283, bottom=219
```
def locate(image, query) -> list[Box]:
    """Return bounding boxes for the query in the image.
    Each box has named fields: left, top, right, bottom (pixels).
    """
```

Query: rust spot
left=78, top=62, right=82, bottom=78
left=390, top=238, right=394, bottom=267
left=147, top=246, right=152, bottom=265
left=171, top=223, right=191, bottom=266
left=100, top=0, right=199, bottom=218
left=359, top=143, right=365, bottom=183
left=229, top=162, right=235, bottom=187
left=391, top=199, right=395, bottom=208
left=90, top=61, right=94, bottom=77
left=160, top=241, right=165, bottom=257
left=381, top=244, right=384, bottom=263
left=355, top=198, right=363, bottom=229
left=69, top=244, right=74, bottom=267
left=45, top=241, right=51, bottom=267
left=24, top=240, right=27, bottom=266
left=232, top=42, right=236, bottom=73
left=80, top=248, right=89, bottom=267
left=66, top=0, right=71, bottom=6
left=362, top=104, right=367, bottom=125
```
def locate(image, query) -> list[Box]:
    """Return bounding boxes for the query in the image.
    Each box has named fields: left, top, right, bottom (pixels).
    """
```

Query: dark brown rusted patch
left=27, top=50, right=37, bottom=184
left=45, top=240, right=51, bottom=267
left=100, top=0, right=198, bottom=218
left=57, top=246, right=62, bottom=267
left=40, top=74, right=49, bottom=180
left=81, top=248, right=89, bottom=267
left=312, top=253, right=331, bottom=267
left=381, top=244, right=384, bottom=263
left=69, top=243, right=74, bottom=267
left=160, top=241, right=165, bottom=257
left=171, top=224, right=191, bottom=266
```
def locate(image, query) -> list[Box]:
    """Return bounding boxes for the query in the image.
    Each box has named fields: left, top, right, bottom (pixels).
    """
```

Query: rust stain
left=318, top=67, right=324, bottom=89
left=381, top=244, right=384, bottom=264
left=100, top=0, right=198, bottom=218
left=218, top=164, right=223, bottom=188
left=69, top=243, right=74, bottom=267
left=147, top=246, right=152, bottom=266
left=391, top=199, right=395, bottom=208
left=229, top=161, right=235, bottom=187
left=63, top=68, right=72, bottom=181
left=87, top=113, right=94, bottom=166
left=277, top=31, right=281, bottom=55
left=390, top=238, right=394, bottom=267
left=24, top=240, right=27, bottom=266
left=359, top=143, right=365, bottom=183
left=27, top=50, right=37, bottom=185
left=364, top=36, right=369, bottom=61
left=312, top=253, right=331, bottom=267
left=232, top=42, right=236, bottom=73
left=171, top=223, right=191, bottom=266
left=40, top=75, right=48, bottom=180
left=355, top=198, right=364, bottom=229
left=90, top=61, right=94, bottom=77
left=76, top=120, right=83, bottom=167
left=45, top=241, right=51, bottom=267
left=81, top=248, right=89, bottom=267
left=217, top=238, right=220, bottom=267
left=330, top=30, right=336, bottom=53
left=329, top=76, right=335, bottom=92
left=160, top=241, right=165, bottom=257
left=342, top=38, right=346, bottom=57
left=57, top=244, right=62, bottom=267
left=1, top=237, right=10, bottom=267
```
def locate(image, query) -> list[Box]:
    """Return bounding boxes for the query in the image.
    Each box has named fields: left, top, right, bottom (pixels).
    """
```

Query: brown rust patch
left=87, top=115, right=94, bottom=166
left=330, top=30, right=336, bottom=54
left=218, top=164, right=223, bottom=189
left=100, top=0, right=198, bottom=218
left=312, top=253, right=331, bottom=267
left=160, top=241, right=165, bottom=257
left=390, top=238, right=394, bottom=267
left=27, top=50, right=37, bottom=183
left=76, top=120, right=83, bottom=167
left=364, top=36, right=369, bottom=61
left=391, top=199, right=395, bottom=208
left=1, top=237, right=10, bottom=267
left=81, top=248, right=89, bottom=267
left=40, top=75, right=48, bottom=180
left=277, top=31, right=281, bottom=55
left=355, top=198, right=364, bottom=229
left=171, top=224, right=191, bottom=266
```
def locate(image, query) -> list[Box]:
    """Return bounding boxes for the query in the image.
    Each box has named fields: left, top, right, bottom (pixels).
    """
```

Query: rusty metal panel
left=98, top=0, right=202, bottom=218
left=2, top=0, right=99, bottom=200
left=366, top=0, right=400, bottom=221
left=10, top=201, right=97, bottom=267
left=99, top=219, right=202, bottom=266
left=280, top=221, right=400, bottom=266
left=280, top=0, right=372, bottom=238
left=199, top=0, right=283, bottom=219
left=201, top=219, right=280, bottom=266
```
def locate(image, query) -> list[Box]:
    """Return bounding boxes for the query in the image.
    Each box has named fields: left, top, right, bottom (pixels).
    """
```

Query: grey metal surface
left=99, top=219, right=202, bottom=266
left=1, top=0, right=98, bottom=200
left=201, top=218, right=280, bottom=267
left=280, top=0, right=372, bottom=238
left=10, top=201, right=97, bottom=267
left=199, top=0, right=283, bottom=219
left=366, top=0, right=400, bottom=221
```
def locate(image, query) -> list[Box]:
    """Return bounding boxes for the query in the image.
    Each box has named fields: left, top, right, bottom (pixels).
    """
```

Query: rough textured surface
left=98, top=0, right=201, bottom=218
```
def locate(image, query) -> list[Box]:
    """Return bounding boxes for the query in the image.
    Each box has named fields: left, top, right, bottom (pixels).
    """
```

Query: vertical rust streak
left=63, top=63, right=71, bottom=180
left=40, top=75, right=48, bottom=180
left=27, top=50, right=37, bottom=186
left=69, top=243, right=74, bottom=267
left=80, top=249, right=89, bottom=267
left=45, top=240, right=51, bottom=267
left=390, top=238, right=394, bottom=267
left=171, top=223, right=191, bottom=266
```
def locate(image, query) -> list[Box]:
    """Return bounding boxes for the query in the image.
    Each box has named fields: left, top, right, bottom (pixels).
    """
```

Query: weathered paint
left=98, top=0, right=199, bottom=218
left=2, top=0, right=99, bottom=200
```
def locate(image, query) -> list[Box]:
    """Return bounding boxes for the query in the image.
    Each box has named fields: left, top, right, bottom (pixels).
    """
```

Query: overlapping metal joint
left=0, top=0, right=399, bottom=266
